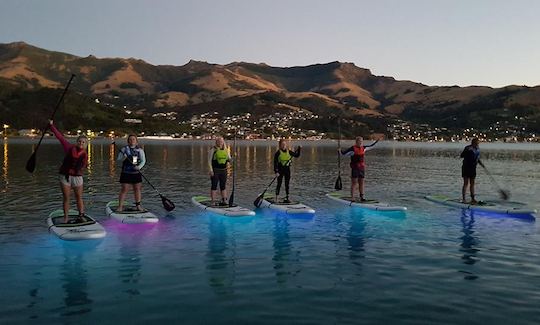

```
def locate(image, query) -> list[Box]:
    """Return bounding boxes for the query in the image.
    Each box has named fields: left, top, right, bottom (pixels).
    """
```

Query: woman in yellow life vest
left=339, top=136, right=379, bottom=202
left=273, top=139, right=301, bottom=203
left=208, top=136, right=232, bottom=206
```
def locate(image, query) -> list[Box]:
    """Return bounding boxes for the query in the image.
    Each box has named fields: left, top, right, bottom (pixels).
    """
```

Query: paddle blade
left=228, top=193, right=235, bottom=207
left=25, top=152, right=37, bottom=173
left=160, top=195, right=176, bottom=211
left=253, top=195, right=263, bottom=208
left=499, top=190, right=510, bottom=201
left=334, top=176, right=342, bottom=191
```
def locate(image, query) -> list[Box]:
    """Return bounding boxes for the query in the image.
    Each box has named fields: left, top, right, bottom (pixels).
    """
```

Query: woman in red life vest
left=339, top=136, right=379, bottom=202
left=49, top=120, right=89, bottom=223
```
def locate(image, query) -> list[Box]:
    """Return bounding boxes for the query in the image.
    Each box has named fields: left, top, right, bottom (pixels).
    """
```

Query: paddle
left=113, top=142, right=176, bottom=211
left=334, top=118, right=343, bottom=190
left=26, top=74, right=76, bottom=173
left=480, top=162, right=510, bottom=200
left=228, top=131, right=237, bottom=207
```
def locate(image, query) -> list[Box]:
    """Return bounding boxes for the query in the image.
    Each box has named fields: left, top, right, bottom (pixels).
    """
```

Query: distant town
left=2, top=108, right=538, bottom=142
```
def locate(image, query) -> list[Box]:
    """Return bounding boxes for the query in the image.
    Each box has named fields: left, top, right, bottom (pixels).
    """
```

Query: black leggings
left=276, top=167, right=291, bottom=196
left=211, top=169, right=227, bottom=191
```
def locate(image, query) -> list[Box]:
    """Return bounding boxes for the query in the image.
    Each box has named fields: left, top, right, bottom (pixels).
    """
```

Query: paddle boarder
left=209, top=136, right=232, bottom=206
left=339, top=136, right=379, bottom=202
left=50, top=120, right=89, bottom=223
left=460, top=137, right=484, bottom=204
left=274, top=139, right=301, bottom=203
left=117, top=135, right=146, bottom=212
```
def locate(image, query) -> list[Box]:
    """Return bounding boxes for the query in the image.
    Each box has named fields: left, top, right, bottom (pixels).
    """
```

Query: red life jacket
left=59, top=146, right=87, bottom=176
left=350, top=145, right=365, bottom=169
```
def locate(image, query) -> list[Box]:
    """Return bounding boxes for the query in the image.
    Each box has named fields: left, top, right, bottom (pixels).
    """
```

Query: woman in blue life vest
left=274, top=139, right=301, bottom=203
left=340, top=136, right=379, bottom=202
left=208, top=136, right=232, bottom=206
left=460, top=137, right=484, bottom=203
left=117, top=135, right=146, bottom=211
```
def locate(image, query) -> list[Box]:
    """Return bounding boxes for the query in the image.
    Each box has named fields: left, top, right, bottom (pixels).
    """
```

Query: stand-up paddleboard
left=425, top=195, right=537, bottom=216
left=47, top=210, right=106, bottom=240
left=258, top=193, right=316, bottom=214
left=326, top=192, right=407, bottom=212
left=192, top=196, right=255, bottom=217
left=106, top=201, right=159, bottom=224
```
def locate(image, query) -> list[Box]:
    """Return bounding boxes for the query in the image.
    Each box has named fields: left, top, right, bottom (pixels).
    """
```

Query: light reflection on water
left=0, top=139, right=539, bottom=324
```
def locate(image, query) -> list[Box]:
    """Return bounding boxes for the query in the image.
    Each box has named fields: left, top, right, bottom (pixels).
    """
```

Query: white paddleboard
left=106, top=201, right=159, bottom=224
left=47, top=210, right=106, bottom=241
left=425, top=195, right=537, bottom=216
left=258, top=193, right=316, bottom=214
left=326, top=192, right=407, bottom=212
left=191, top=196, right=255, bottom=217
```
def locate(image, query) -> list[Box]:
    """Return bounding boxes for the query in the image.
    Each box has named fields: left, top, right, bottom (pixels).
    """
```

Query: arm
left=340, top=146, right=354, bottom=157
left=460, top=146, right=468, bottom=158
left=116, top=147, right=127, bottom=161
left=290, top=147, right=301, bottom=158
left=137, top=149, right=146, bottom=170
left=363, top=139, right=379, bottom=152
left=49, top=122, right=71, bottom=153
left=274, top=151, right=280, bottom=173
left=208, top=149, right=214, bottom=171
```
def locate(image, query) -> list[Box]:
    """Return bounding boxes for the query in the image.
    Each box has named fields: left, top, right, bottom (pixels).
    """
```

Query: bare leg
left=134, top=183, right=143, bottom=211
left=211, top=190, right=218, bottom=204
left=221, top=189, right=228, bottom=203
left=60, top=183, right=71, bottom=223
left=462, top=177, right=469, bottom=202
left=73, top=185, right=84, bottom=216
left=359, top=178, right=365, bottom=200
left=350, top=177, right=356, bottom=200
left=470, top=178, right=476, bottom=203
left=118, top=183, right=129, bottom=211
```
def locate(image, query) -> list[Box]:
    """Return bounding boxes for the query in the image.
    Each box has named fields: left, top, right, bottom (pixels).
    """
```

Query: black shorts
left=120, top=172, right=142, bottom=184
left=462, top=166, right=476, bottom=178
left=211, top=169, right=227, bottom=191
left=351, top=168, right=365, bottom=179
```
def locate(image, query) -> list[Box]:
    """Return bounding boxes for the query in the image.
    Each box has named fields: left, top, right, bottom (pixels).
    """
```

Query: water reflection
left=108, top=143, right=116, bottom=179
left=59, top=244, right=93, bottom=316
left=459, top=211, right=480, bottom=280
left=272, top=215, right=301, bottom=284
left=2, top=139, right=8, bottom=192
left=346, top=211, right=366, bottom=264
left=116, top=226, right=150, bottom=296
left=206, top=217, right=236, bottom=295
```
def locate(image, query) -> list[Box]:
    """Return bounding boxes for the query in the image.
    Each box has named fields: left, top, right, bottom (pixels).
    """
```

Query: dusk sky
left=1, top=0, right=539, bottom=87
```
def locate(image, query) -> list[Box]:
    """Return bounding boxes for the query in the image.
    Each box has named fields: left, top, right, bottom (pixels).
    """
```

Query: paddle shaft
left=35, top=75, right=76, bottom=150
left=26, top=74, right=75, bottom=172
left=229, top=131, right=237, bottom=206
left=481, top=163, right=509, bottom=198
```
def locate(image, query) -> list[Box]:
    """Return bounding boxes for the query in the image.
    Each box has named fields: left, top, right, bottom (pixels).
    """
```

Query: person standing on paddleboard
left=209, top=136, right=232, bottom=206
left=274, top=139, right=301, bottom=203
left=340, top=136, right=379, bottom=202
left=49, top=120, right=89, bottom=223
left=460, top=137, right=484, bottom=204
left=117, top=135, right=146, bottom=212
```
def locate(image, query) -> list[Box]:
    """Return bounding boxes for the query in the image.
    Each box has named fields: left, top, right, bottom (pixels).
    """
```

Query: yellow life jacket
left=278, top=150, right=291, bottom=166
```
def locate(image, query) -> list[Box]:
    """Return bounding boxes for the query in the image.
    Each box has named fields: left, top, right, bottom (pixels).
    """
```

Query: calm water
left=1, top=139, right=540, bottom=324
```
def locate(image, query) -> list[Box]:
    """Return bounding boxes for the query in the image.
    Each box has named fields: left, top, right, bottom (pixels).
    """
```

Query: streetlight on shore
left=3, top=124, right=9, bottom=137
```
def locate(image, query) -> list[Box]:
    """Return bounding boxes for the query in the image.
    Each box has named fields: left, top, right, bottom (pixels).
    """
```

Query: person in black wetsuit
left=460, top=138, right=484, bottom=203
left=274, top=139, right=301, bottom=203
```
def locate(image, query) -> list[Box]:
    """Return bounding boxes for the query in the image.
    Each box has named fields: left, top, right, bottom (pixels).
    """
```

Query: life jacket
left=212, top=148, right=229, bottom=169
left=59, top=146, right=86, bottom=176
left=278, top=150, right=292, bottom=166
left=122, top=146, right=142, bottom=174
left=350, top=145, right=365, bottom=169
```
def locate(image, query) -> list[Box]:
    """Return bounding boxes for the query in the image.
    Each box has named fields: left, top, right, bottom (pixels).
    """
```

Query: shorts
left=120, top=172, right=143, bottom=184
left=462, top=166, right=476, bottom=178
left=351, top=168, right=365, bottom=179
left=211, top=169, right=227, bottom=191
left=59, top=175, right=83, bottom=187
